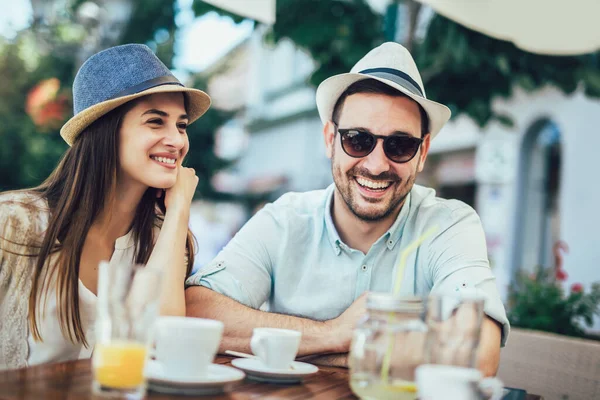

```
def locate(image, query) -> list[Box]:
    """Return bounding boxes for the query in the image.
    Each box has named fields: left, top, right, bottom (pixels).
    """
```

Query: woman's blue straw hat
left=60, top=44, right=211, bottom=146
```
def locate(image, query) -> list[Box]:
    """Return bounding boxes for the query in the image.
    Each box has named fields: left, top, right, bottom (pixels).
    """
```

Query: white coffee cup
left=151, top=316, right=224, bottom=379
left=250, top=328, right=301, bottom=370
left=416, top=364, right=504, bottom=400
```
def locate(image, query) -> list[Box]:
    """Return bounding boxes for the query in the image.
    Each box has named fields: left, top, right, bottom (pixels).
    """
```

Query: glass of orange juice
left=92, top=261, right=161, bottom=399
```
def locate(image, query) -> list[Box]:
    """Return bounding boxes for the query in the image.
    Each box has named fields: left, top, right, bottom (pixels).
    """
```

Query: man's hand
left=186, top=287, right=371, bottom=357
left=326, top=293, right=367, bottom=353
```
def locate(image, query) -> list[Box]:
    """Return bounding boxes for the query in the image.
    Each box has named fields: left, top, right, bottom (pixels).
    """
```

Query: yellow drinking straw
left=380, top=225, right=439, bottom=382
left=392, top=225, right=439, bottom=295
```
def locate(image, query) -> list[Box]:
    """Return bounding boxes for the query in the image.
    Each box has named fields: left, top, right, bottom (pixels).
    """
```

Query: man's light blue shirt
left=186, top=184, right=509, bottom=345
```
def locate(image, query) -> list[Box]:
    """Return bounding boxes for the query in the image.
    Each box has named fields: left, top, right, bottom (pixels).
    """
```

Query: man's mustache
left=347, top=167, right=401, bottom=182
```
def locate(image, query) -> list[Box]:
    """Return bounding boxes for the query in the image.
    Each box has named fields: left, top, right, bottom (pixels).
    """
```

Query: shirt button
left=388, top=240, right=393, bottom=246
left=361, top=265, right=368, bottom=271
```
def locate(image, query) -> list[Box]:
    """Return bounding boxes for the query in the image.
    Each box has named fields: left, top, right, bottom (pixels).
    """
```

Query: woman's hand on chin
left=164, top=164, right=199, bottom=213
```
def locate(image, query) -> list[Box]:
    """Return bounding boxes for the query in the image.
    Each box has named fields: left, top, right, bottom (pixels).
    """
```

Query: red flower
left=26, top=78, right=68, bottom=129
left=555, top=268, right=568, bottom=281
left=571, top=283, right=584, bottom=293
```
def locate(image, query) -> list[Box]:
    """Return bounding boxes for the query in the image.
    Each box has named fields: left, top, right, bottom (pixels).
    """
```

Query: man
left=185, top=42, right=509, bottom=376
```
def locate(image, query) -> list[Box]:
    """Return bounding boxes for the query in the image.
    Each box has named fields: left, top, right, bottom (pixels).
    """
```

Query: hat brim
left=316, top=73, right=451, bottom=139
left=60, top=85, right=211, bottom=146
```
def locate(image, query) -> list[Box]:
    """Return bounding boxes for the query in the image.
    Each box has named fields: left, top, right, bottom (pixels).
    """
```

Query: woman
left=0, top=44, right=211, bottom=369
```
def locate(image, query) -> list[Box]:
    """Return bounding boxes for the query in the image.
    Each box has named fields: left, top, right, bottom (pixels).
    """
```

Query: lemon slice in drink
left=387, top=381, right=417, bottom=393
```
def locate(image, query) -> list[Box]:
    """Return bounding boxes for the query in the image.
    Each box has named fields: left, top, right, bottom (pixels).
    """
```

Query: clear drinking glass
left=349, top=293, right=428, bottom=400
left=424, top=293, right=485, bottom=368
left=92, top=261, right=162, bottom=399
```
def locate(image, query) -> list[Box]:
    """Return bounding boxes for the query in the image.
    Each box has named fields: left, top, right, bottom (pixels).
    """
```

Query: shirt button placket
left=356, top=262, right=370, bottom=297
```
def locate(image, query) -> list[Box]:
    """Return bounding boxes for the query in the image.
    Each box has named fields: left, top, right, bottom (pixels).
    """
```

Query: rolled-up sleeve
left=185, top=206, right=279, bottom=310
left=428, top=205, right=510, bottom=346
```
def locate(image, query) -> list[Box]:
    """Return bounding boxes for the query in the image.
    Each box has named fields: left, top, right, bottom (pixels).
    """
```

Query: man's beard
left=332, top=161, right=415, bottom=222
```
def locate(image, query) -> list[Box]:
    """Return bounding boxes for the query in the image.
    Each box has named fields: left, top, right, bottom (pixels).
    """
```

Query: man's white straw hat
left=316, top=42, right=451, bottom=138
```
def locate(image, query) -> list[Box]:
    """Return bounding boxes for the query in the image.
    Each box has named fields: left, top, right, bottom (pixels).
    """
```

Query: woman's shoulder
left=0, top=190, right=47, bottom=208
left=0, top=190, right=49, bottom=240
left=0, top=191, right=44, bottom=370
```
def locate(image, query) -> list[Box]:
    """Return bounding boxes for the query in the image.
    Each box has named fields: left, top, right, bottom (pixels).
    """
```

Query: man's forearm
left=185, top=286, right=346, bottom=356
left=477, top=317, right=502, bottom=377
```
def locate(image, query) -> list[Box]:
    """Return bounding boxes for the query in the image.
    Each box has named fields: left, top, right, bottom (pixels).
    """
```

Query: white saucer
left=231, top=358, right=319, bottom=383
left=145, top=361, right=245, bottom=395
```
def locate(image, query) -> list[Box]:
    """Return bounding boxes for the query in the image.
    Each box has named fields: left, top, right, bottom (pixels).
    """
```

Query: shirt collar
left=324, top=184, right=412, bottom=255
left=114, top=229, right=135, bottom=250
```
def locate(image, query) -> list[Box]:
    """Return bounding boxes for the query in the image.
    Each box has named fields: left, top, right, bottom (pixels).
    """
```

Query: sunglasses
left=335, top=123, right=424, bottom=163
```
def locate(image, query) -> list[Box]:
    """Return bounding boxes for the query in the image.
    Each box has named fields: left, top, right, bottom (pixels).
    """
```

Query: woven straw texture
left=316, top=42, right=451, bottom=138
left=60, top=85, right=210, bottom=146
left=498, top=328, right=600, bottom=400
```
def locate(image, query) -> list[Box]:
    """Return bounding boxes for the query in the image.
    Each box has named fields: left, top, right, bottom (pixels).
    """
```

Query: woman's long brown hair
left=17, top=100, right=195, bottom=347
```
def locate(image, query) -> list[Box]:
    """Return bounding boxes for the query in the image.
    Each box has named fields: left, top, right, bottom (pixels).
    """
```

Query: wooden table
left=0, top=356, right=543, bottom=399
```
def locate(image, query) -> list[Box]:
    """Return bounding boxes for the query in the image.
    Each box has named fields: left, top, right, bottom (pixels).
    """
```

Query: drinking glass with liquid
left=417, top=293, right=504, bottom=400
left=424, top=292, right=485, bottom=368
left=349, top=293, right=427, bottom=400
left=92, top=261, right=162, bottom=399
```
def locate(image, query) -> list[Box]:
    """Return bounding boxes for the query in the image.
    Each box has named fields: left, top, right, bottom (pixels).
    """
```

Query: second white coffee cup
left=250, top=328, right=301, bottom=370
left=152, top=316, right=224, bottom=380
left=416, top=364, right=504, bottom=400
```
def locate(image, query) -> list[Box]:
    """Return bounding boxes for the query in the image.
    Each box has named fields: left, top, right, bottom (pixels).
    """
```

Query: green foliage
left=192, top=0, right=600, bottom=129
left=268, top=0, right=384, bottom=87
left=192, top=2, right=246, bottom=24
left=508, top=267, right=600, bottom=338
left=191, top=0, right=384, bottom=87
left=0, top=36, right=70, bottom=191
left=120, top=0, right=177, bottom=68
left=415, top=14, right=600, bottom=127
left=0, top=0, right=229, bottom=200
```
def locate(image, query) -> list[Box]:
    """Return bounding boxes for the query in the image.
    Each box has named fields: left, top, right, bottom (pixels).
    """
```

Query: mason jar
left=349, top=293, right=427, bottom=400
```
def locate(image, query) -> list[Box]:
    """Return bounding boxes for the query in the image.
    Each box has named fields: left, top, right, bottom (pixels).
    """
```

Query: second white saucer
left=231, top=358, right=319, bottom=384
left=145, top=361, right=245, bottom=395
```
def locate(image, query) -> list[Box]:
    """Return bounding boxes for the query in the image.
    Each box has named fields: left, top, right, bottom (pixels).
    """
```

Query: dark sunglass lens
left=384, top=136, right=420, bottom=162
left=341, top=130, right=375, bottom=157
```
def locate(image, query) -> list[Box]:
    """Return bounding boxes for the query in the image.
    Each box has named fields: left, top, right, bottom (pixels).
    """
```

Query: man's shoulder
left=409, top=185, right=478, bottom=225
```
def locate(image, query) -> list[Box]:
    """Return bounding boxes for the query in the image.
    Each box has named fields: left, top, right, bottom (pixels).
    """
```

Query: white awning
left=201, top=0, right=276, bottom=25
left=416, top=0, right=600, bottom=55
